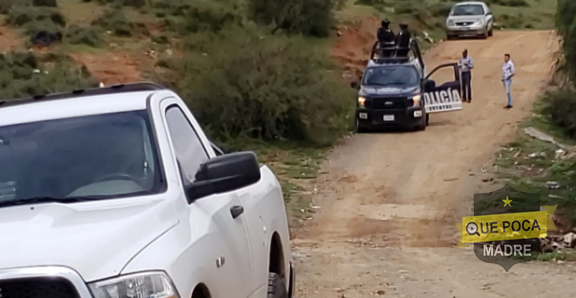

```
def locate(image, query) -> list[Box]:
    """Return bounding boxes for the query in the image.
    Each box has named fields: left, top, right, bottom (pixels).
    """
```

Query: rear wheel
left=268, top=273, right=288, bottom=298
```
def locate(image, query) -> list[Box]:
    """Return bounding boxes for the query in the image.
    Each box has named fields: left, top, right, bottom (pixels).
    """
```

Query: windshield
left=451, top=4, right=485, bottom=16
left=0, top=111, right=163, bottom=204
left=362, top=66, right=420, bottom=86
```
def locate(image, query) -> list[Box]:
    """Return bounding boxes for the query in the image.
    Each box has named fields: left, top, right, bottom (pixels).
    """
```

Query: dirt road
left=292, top=31, right=576, bottom=298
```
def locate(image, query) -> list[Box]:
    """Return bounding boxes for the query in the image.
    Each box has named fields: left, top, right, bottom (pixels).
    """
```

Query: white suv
left=0, top=82, right=295, bottom=298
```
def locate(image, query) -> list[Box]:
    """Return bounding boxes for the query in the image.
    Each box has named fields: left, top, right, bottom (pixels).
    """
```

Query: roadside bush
left=5, top=6, right=66, bottom=27
left=541, top=87, right=576, bottom=139
left=0, top=0, right=26, bottom=14
left=65, top=25, right=103, bottom=47
left=156, top=27, right=354, bottom=146
left=92, top=9, right=148, bottom=37
left=498, top=13, right=524, bottom=29
left=92, top=0, right=146, bottom=7
left=154, top=0, right=242, bottom=35
left=0, top=52, right=98, bottom=100
left=556, top=0, right=576, bottom=82
left=247, top=0, right=336, bottom=37
left=32, top=0, right=57, bottom=7
left=486, top=0, right=529, bottom=7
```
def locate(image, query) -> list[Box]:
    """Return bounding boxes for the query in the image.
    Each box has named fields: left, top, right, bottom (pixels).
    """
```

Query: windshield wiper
left=0, top=196, right=107, bottom=207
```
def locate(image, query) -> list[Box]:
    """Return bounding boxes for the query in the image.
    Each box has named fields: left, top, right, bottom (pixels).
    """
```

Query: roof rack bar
left=0, top=81, right=167, bottom=108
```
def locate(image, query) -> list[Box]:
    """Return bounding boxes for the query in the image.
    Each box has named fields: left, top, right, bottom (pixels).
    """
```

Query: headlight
left=89, top=272, right=179, bottom=298
left=358, top=96, right=366, bottom=108
left=475, top=19, right=485, bottom=25
left=411, top=95, right=421, bottom=107
left=447, top=20, right=454, bottom=26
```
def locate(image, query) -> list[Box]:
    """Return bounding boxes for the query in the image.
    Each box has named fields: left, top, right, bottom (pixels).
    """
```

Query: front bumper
left=446, top=24, right=486, bottom=36
left=356, top=106, right=425, bottom=128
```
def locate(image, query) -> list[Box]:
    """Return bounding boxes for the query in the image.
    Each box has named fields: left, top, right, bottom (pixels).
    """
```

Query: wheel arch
left=269, top=231, right=286, bottom=278
left=191, top=283, right=211, bottom=298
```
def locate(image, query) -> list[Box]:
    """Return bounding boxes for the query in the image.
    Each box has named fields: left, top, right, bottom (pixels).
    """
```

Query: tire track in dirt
left=293, top=30, right=576, bottom=298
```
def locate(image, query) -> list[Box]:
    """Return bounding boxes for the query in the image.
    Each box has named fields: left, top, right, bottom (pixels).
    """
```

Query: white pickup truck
left=0, top=83, right=294, bottom=298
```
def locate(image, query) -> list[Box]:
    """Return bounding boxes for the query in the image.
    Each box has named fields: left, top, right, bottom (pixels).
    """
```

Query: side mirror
left=187, top=152, right=261, bottom=201
left=424, top=79, right=436, bottom=90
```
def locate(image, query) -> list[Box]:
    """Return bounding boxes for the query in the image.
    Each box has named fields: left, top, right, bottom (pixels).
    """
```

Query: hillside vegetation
left=0, top=0, right=558, bottom=221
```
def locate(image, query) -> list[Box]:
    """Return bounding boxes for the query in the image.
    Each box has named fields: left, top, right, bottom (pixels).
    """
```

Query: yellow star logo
left=503, top=196, right=512, bottom=207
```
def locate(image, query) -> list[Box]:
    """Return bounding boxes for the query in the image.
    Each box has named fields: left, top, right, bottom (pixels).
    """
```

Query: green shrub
left=32, top=0, right=57, bottom=7
left=556, top=0, right=576, bottom=82
left=247, top=0, right=336, bottom=37
left=154, top=0, right=242, bottom=34
left=121, top=0, right=146, bottom=8
left=92, top=0, right=147, bottom=6
left=23, top=18, right=61, bottom=36
left=0, top=52, right=98, bottom=100
left=5, top=5, right=66, bottom=27
left=541, top=87, right=576, bottom=139
left=486, top=0, right=529, bottom=7
left=0, top=0, right=27, bottom=14
left=499, top=12, right=524, bottom=28
left=91, top=9, right=147, bottom=37
left=65, top=25, right=103, bottom=47
left=157, top=27, right=354, bottom=146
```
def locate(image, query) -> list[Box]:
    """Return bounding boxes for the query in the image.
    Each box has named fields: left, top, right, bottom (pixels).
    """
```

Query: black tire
left=481, top=30, right=488, bottom=39
left=355, top=117, right=368, bottom=133
left=268, top=273, right=288, bottom=298
left=415, top=124, right=426, bottom=131
left=488, top=27, right=493, bottom=37
left=425, top=114, right=430, bottom=126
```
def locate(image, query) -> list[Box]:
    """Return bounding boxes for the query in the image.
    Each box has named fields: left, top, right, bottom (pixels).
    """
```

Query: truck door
left=161, top=100, right=255, bottom=298
left=422, top=63, right=463, bottom=114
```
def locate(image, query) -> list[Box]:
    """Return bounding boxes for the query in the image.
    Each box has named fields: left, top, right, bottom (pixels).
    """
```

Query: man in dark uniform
left=395, top=23, right=411, bottom=57
left=377, top=19, right=395, bottom=57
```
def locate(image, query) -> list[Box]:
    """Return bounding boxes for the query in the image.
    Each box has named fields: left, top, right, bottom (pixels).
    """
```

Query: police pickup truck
left=351, top=39, right=463, bottom=132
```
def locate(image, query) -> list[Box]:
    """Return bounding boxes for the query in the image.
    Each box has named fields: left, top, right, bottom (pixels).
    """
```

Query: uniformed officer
left=395, top=23, right=411, bottom=57
left=377, top=19, right=395, bottom=57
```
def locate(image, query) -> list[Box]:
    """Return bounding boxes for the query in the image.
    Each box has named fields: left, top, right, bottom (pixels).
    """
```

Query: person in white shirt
left=502, top=53, right=515, bottom=109
left=459, top=49, right=473, bottom=103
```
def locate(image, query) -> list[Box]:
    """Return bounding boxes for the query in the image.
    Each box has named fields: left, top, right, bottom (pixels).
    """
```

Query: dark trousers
left=462, top=71, right=472, bottom=101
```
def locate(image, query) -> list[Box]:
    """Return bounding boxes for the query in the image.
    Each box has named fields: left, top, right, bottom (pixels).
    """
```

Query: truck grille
left=0, top=278, right=81, bottom=298
left=370, top=97, right=411, bottom=109
left=455, top=22, right=473, bottom=26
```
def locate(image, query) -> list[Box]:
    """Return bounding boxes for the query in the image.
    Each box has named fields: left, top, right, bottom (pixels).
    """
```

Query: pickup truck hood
left=360, top=85, right=420, bottom=97
left=0, top=197, right=179, bottom=282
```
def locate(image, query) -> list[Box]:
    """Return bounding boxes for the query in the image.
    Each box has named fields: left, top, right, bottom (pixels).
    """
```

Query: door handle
left=230, top=205, right=244, bottom=219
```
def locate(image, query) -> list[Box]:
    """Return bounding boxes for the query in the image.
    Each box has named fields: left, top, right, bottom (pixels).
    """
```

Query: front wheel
left=488, top=27, right=493, bottom=36
left=426, top=114, right=430, bottom=126
left=268, top=273, right=288, bottom=298
left=355, top=117, right=368, bottom=133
